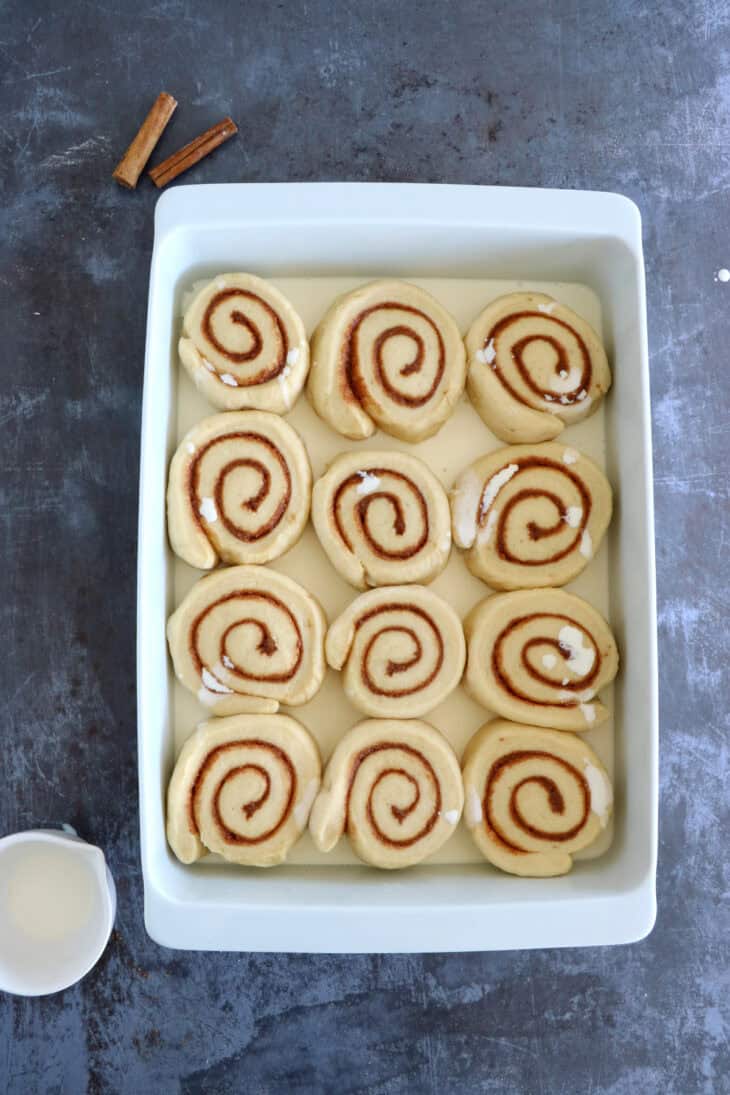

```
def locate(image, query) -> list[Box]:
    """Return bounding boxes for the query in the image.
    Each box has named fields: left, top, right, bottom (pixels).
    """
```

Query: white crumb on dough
left=201, top=667, right=233, bottom=694
left=294, top=779, right=320, bottom=829
left=562, top=448, right=579, bottom=465
left=580, top=529, right=593, bottom=558
left=199, top=497, right=218, bottom=523
left=220, top=373, right=239, bottom=387
left=537, top=301, right=558, bottom=314
left=356, top=471, right=381, bottom=496
left=584, top=761, right=612, bottom=823
left=542, top=653, right=557, bottom=670
left=558, top=624, right=596, bottom=677
left=222, top=654, right=234, bottom=669
left=465, top=786, right=483, bottom=827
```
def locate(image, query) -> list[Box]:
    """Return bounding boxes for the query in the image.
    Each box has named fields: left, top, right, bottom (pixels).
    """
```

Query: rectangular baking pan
left=137, top=183, right=657, bottom=951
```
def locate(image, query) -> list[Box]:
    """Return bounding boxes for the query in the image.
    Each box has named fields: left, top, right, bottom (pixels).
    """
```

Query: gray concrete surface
left=1, top=1, right=728, bottom=1092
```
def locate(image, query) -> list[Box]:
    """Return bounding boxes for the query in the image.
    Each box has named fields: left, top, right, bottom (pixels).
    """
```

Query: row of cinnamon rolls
left=167, top=712, right=612, bottom=877
left=170, top=427, right=613, bottom=592
left=179, top=273, right=610, bottom=443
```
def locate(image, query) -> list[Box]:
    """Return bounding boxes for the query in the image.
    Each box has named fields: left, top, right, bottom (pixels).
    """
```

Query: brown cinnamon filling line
left=483, top=750, right=590, bottom=853
left=346, top=742, right=441, bottom=848
left=202, top=288, right=287, bottom=385
left=485, top=310, right=591, bottom=407
left=476, top=456, right=591, bottom=565
left=332, top=470, right=429, bottom=560
left=342, top=302, right=446, bottom=409
left=355, top=603, right=444, bottom=697
left=188, top=739, right=296, bottom=845
left=492, top=612, right=600, bottom=706
left=189, top=431, right=292, bottom=543
left=190, top=590, right=303, bottom=693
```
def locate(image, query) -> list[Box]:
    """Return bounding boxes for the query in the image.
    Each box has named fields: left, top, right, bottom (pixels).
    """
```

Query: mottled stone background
left=1, top=1, right=728, bottom=1092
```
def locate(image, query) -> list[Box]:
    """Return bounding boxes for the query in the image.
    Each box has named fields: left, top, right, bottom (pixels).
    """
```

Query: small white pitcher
left=0, top=827, right=116, bottom=996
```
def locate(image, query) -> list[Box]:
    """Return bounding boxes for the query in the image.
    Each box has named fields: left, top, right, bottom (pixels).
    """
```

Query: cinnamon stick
left=113, top=92, right=177, bottom=189
left=148, top=117, right=238, bottom=188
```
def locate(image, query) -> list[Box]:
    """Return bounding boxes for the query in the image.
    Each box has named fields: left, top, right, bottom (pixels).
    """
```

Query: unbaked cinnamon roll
left=167, top=565, right=326, bottom=714
left=166, top=714, right=321, bottom=867
left=309, top=718, right=463, bottom=869
left=466, top=293, right=611, bottom=443
left=326, top=585, right=466, bottom=718
left=308, top=280, right=465, bottom=442
left=312, top=450, right=451, bottom=589
left=179, top=273, right=308, bottom=413
left=462, top=719, right=613, bottom=876
left=451, top=442, right=612, bottom=589
left=167, top=411, right=311, bottom=568
left=464, top=589, right=618, bottom=730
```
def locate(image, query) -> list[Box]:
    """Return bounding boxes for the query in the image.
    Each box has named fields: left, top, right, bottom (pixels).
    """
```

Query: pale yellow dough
left=451, top=442, right=612, bottom=589
left=312, top=450, right=451, bottom=589
left=167, top=411, right=311, bottom=569
left=179, top=273, right=309, bottom=413
left=462, top=720, right=613, bottom=877
left=326, top=585, right=466, bottom=718
left=166, top=714, right=321, bottom=867
left=464, top=589, right=619, bottom=730
left=465, top=292, right=611, bottom=443
left=167, top=565, right=326, bottom=715
left=307, top=279, right=466, bottom=442
left=309, top=718, right=463, bottom=869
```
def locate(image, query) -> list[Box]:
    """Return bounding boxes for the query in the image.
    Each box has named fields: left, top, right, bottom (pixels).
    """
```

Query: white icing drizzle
left=558, top=624, right=596, bottom=677
left=579, top=702, right=597, bottom=724
left=452, top=471, right=482, bottom=548
left=537, top=300, right=558, bottom=314
left=286, top=346, right=301, bottom=366
left=442, top=809, right=459, bottom=825
left=355, top=471, right=381, bottom=496
left=542, top=653, right=557, bottom=670
left=580, top=529, right=593, bottom=558
left=220, top=373, right=239, bottom=387
left=564, top=505, right=583, bottom=528
left=200, top=668, right=232, bottom=695
left=480, top=463, right=519, bottom=517
left=199, top=497, right=218, bottom=523
left=222, top=654, right=234, bottom=670
left=476, top=338, right=496, bottom=365
left=584, top=762, right=612, bottom=824
left=186, top=441, right=196, bottom=454
left=562, top=448, right=579, bottom=465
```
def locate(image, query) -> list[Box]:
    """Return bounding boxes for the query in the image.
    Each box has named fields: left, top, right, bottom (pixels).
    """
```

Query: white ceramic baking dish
left=137, top=183, right=657, bottom=952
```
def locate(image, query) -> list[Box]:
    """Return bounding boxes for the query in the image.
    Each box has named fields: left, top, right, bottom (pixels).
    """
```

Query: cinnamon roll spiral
left=309, top=719, right=463, bottom=869
left=312, top=450, right=451, bottom=589
left=307, top=280, right=466, bottom=442
left=451, top=442, right=612, bottom=589
left=166, top=714, right=321, bottom=867
left=326, top=585, right=466, bottom=718
left=179, top=273, right=309, bottom=413
left=167, top=411, right=311, bottom=569
left=167, top=566, right=326, bottom=715
left=462, top=720, right=613, bottom=876
left=464, top=590, right=619, bottom=730
left=466, top=293, right=611, bottom=443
